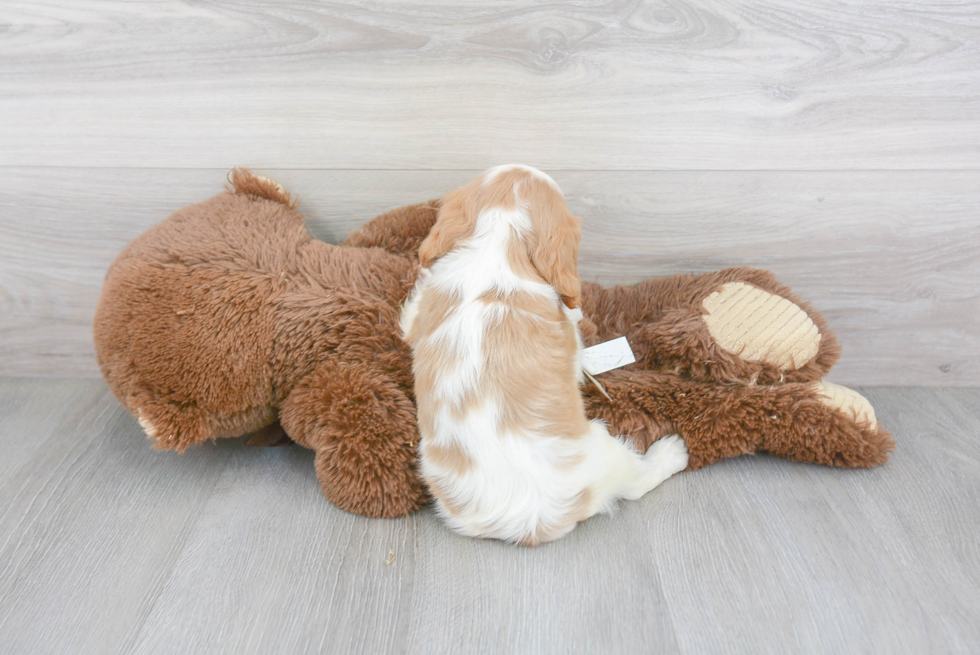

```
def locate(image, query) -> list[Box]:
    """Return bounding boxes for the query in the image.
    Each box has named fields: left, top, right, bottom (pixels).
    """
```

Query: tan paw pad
left=812, top=381, right=878, bottom=429
left=702, top=282, right=821, bottom=370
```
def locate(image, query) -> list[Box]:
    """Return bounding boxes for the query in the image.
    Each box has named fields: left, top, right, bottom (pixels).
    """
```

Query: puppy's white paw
left=645, top=434, right=689, bottom=477
left=623, top=435, right=689, bottom=500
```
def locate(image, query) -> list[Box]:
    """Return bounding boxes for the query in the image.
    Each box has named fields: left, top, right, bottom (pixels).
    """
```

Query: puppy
left=401, top=165, right=689, bottom=545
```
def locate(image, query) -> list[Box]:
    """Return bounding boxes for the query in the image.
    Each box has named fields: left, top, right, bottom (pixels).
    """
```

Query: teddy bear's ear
left=418, top=188, right=476, bottom=268
left=528, top=204, right=583, bottom=310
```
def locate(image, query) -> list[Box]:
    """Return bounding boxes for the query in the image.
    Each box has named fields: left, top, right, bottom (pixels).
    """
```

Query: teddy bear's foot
left=701, top=282, right=821, bottom=372
left=810, top=380, right=877, bottom=429
left=613, top=268, right=841, bottom=385
left=763, top=381, right=894, bottom=468
left=581, top=370, right=758, bottom=470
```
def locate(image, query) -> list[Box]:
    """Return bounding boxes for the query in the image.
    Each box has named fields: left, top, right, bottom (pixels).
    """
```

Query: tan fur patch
left=425, top=442, right=473, bottom=475
left=482, top=304, right=590, bottom=439
left=558, top=450, right=586, bottom=471
left=408, top=288, right=465, bottom=425
left=418, top=185, right=477, bottom=267
left=517, top=488, right=592, bottom=546
left=506, top=236, right=547, bottom=285
left=518, top=176, right=582, bottom=309
left=568, top=487, right=594, bottom=523
left=518, top=533, right=542, bottom=547
left=479, top=168, right=524, bottom=209
left=412, top=333, right=485, bottom=438
left=412, top=337, right=463, bottom=403
left=478, top=287, right=563, bottom=321
left=405, top=288, right=462, bottom=344
left=417, top=167, right=532, bottom=269
left=426, top=479, right=464, bottom=516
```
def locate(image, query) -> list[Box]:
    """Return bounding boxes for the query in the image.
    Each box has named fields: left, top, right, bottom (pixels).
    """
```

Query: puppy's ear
left=419, top=188, right=475, bottom=268
left=529, top=205, right=582, bottom=309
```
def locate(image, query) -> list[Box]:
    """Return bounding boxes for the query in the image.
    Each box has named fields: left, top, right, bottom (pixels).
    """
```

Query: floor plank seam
left=115, top=454, right=236, bottom=655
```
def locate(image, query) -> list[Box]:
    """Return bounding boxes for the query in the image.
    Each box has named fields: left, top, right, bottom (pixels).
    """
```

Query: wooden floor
left=1, top=378, right=977, bottom=654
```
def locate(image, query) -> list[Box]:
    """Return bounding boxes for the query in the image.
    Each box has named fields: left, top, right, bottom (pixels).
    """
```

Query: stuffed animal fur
left=93, top=170, right=894, bottom=518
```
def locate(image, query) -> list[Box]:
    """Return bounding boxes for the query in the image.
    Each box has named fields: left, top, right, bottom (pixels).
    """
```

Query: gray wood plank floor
left=1, top=379, right=977, bottom=654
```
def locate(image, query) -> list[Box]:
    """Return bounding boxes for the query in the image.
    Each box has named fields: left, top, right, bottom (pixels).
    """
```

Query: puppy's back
left=405, top=165, right=595, bottom=543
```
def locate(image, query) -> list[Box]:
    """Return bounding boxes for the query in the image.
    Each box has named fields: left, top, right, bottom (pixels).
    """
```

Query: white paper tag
left=581, top=336, right=635, bottom=375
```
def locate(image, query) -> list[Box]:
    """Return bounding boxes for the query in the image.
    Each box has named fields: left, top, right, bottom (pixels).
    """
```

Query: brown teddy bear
left=93, top=169, right=894, bottom=518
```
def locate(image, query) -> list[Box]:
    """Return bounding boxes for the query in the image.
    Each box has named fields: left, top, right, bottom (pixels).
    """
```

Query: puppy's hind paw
left=645, top=434, right=690, bottom=478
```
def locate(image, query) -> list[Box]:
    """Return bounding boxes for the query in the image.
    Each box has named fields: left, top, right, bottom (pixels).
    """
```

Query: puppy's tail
left=227, top=167, right=297, bottom=209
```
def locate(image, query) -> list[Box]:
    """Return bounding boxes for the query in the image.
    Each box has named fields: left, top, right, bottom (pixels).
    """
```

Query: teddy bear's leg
left=279, top=360, right=427, bottom=518
left=582, top=267, right=840, bottom=385
left=582, top=370, right=893, bottom=471
left=581, top=370, right=760, bottom=470
left=764, top=380, right=895, bottom=468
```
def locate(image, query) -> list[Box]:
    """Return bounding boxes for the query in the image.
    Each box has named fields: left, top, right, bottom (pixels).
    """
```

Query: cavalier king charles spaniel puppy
left=401, top=165, right=688, bottom=545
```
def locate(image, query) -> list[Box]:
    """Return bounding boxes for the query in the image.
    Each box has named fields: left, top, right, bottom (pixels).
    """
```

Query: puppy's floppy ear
left=529, top=204, right=582, bottom=309
left=419, top=188, right=475, bottom=268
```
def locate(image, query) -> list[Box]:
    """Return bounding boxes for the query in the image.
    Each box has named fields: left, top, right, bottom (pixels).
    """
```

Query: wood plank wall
left=1, top=1, right=978, bottom=385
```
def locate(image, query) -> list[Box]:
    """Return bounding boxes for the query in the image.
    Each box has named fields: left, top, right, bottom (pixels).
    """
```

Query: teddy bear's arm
left=279, top=359, right=428, bottom=518
left=342, top=201, right=440, bottom=257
